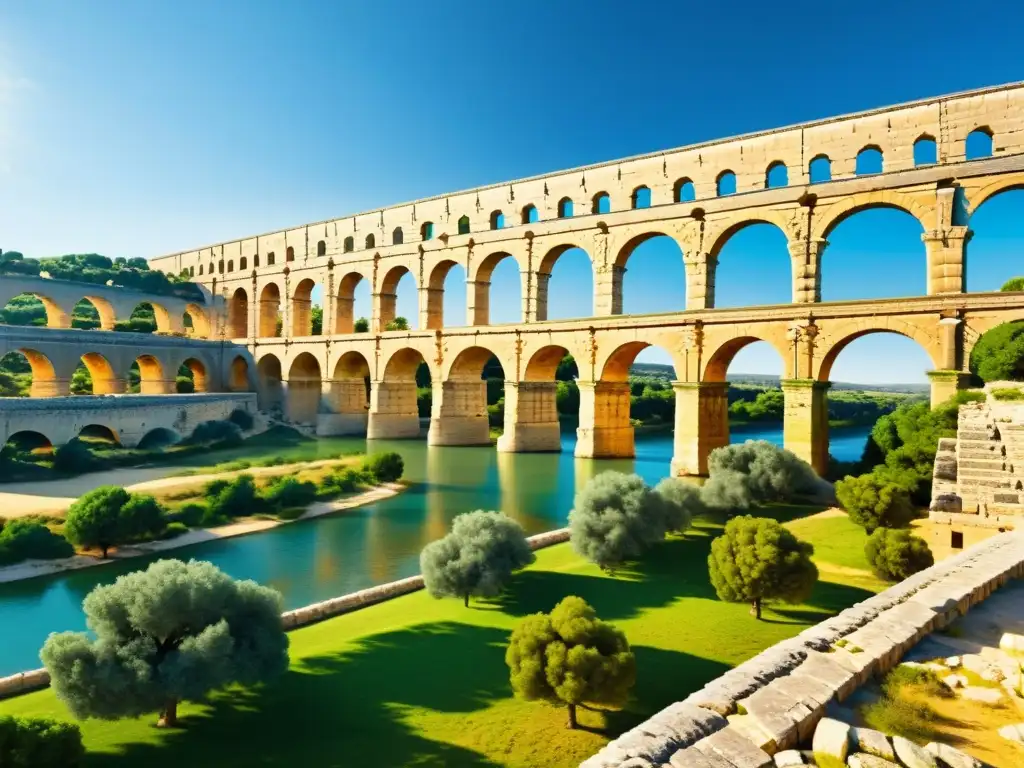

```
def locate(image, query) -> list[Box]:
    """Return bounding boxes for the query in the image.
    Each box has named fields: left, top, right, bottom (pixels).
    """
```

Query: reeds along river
left=0, top=424, right=871, bottom=676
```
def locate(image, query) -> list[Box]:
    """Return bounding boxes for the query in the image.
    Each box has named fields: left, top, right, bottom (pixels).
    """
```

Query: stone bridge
left=0, top=274, right=220, bottom=337
left=0, top=324, right=258, bottom=399
left=0, top=393, right=257, bottom=449
left=143, top=82, right=1024, bottom=475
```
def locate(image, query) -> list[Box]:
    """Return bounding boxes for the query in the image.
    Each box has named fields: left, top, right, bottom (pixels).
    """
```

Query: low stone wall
left=580, top=531, right=1024, bottom=768
left=0, top=527, right=571, bottom=701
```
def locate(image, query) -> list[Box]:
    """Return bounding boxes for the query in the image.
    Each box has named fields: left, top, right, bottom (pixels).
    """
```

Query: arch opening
left=257, top=354, right=284, bottom=413
left=856, top=146, right=884, bottom=175
left=457, top=216, right=470, bottom=235
left=138, top=427, right=181, bottom=450
left=181, top=358, right=208, bottom=393
left=558, top=198, right=574, bottom=218
left=809, top=154, right=832, bottom=183
left=286, top=352, right=322, bottom=425
left=77, top=352, right=118, bottom=395
left=821, top=206, right=926, bottom=301
left=183, top=304, right=210, bottom=337
left=631, top=186, right=651, bottom=209
left=228, top=287, right=249, bottom=338
left=78, top=423, right=120, bottom=447
left=380, top=266, right=418, bottom=331
left=592, top=192, right=611, bottom=214
left=421, top=222, right=434, bottom=241
left=121, top=302, right=163, bottom=333
left=258, top=283, right=283, bottom=338
left=435, top=260, right=468, bottom=328
left=716, top=171, right=737, bottom=196
left=0, top=351, right=38, bottom=397
left=966, top=128, right=993, bottom=160
left=490, top=211, right=504, bottom=230
left=70, top=297, right=112, bottom=330
left=712, top=222, right=792, bottom=308
left=1, top=293, right=62, bottom=328
left=537, top=245, right=593, bottom=320
left=336, top=271, right=372, bottom=334
left=0, top=431, right=53, bottom=463
left=913, top=135, right=937, bottom=166
left=473, top=252, right=521, bottom=325
left=765, top=162, right=788, bottom=188
left=229, top=355, right=250, bottom=391
left=291, top=278, right=323, bottom=337
left=617, top=233, right=687, bottom=315
left=134, top=354, right=166, bottom=394
left=674, top=178, right=695, bottom=203
left=968, top=187, right=1024, bottom=292
left=522, top=205, right=539, bottom=225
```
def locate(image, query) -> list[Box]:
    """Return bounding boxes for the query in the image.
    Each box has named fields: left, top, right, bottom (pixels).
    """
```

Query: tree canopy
left=970, top=321, right=1024, bottom=383
left=835, top=473, right=916, bottom=533
left=568, top=472, right=668, bottom=570
left=505, top=595, right=635, bottom=729
left=41, top=559, right=289, bottom=727
left=702, top=440, right=822, bottom=510
left=63, top=486, right=166, bottom=558
left=707, top=515, right=818, bottom=619
left=864, top=527, right=934, bottom=581
left=420, top=511, right=535, bottom=606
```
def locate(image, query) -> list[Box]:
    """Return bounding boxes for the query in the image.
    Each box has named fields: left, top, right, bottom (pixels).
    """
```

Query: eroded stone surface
left=925, top=741, right=983, bottom=768
left=811, top=718, right=850, bottom=765
left=850, top=727, right=894, bottom=761
left=892, top=736, right=938, bottom=768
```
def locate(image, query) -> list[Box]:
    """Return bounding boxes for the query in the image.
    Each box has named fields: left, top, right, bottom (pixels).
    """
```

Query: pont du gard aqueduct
left=11, top=82, right=1024, bottom=477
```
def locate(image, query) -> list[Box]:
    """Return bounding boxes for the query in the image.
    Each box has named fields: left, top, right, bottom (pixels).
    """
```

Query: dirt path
left=0, top=482, right=404, bottom=585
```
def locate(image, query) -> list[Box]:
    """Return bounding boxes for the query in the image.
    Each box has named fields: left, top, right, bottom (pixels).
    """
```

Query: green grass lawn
left=0, top=506, right=884, bottom=768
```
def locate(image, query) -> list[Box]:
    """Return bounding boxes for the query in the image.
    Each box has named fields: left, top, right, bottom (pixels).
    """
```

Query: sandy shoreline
left=0, top=482, right=404, bottom=585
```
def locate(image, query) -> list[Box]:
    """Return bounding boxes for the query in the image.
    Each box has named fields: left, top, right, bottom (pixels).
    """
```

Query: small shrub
left=52, top=439, right=105, bottom=474
left=703, top=440, right=822, bottom=508
left=0, top=715, right=85, bottom=767
left=362, top=451, right=404, bottom=483
left=263, top=455, right=287, bottom=466
left=175, top=375, right=195, bottom=393
left=991, top=387, right=1024, bottom=402
left=199, top=506, right=229, bottom=528
left=835, top=472, right=916, bottom=533
left=569, top=472, right=667, bottom=570
left=119, top=494, right=167, bottom=541
left=262, top=476, right=317, bottom=511
left=207, top=474, right=260, bottom=519
left=0, top=519, right=74, bottom=565
left=865, top=527, right=934, bottom=581
left=167, top=502, right=207, bottom=527
left=203, top=478, right=231, bottom=497
left=189, top=419, right=243, bottom=446
left=160, top=522, right=189, bottom=539
left=228, top=408, right=255, bottom=430
left=653, top=477, right=704, bottom=533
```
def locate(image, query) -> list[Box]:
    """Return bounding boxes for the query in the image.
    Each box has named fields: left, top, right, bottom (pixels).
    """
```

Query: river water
left=0, top=424, right=870, bottom=676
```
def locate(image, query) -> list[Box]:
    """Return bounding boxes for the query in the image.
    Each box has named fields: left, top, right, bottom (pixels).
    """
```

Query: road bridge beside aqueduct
left=145, top=82, right=1024, bottom=475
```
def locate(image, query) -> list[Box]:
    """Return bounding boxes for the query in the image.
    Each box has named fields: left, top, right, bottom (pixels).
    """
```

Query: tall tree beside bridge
left=41, top=559, right=289, bottom=728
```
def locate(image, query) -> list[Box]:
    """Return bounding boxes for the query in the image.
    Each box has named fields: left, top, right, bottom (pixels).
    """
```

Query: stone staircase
left=930, top=397, right=1024, bottom=522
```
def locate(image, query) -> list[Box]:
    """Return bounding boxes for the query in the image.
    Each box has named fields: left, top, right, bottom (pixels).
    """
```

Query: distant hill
left=629, top=362, right=929, bottom=395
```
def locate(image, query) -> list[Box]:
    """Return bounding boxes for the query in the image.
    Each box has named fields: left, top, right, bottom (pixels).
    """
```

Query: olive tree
left=835, top=472, right=916, bottom=532
left=654, top=477, right=705, bottom=534
left=864, top=527, right=934, bottom=581
left=568, top=472, right=667, bottom=570
left=707, top=515, right=818, bottom=620
left=420, top=510, right=534, bottom=607
left=63, top=486, right=164, bottom=558
left=702, top=441, right=823, bottom=511
left=41, top=559, right=289, bottom=728
left=506, top=595, right=635, bottom=729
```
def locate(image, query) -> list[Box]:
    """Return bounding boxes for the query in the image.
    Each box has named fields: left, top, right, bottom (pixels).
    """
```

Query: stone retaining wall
left=580, top=531, right=1024, bottom=768
left=0, top=527, right=571, bottom=701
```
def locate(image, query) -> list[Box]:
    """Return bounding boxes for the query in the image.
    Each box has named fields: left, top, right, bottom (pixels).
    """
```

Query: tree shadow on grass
left=85, top=622, right=513, bottom=768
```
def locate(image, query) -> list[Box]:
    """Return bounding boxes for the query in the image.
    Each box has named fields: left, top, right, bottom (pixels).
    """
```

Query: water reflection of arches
left=286, top=353, right=322, bottom=425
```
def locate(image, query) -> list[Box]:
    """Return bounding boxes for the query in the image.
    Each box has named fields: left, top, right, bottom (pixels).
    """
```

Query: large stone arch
left=815, top=319, right=942, bottom=382
left=320, top=350, right=371, bottom=436
left=257, top=283, right=283, bottom=338
left=377, top=263, right=417, bottom=331
left=440, top=342, right=512, bottom=382
left=286, top=352, right=322, bottom=425
left=291, top=277, right=322, bottom=337
left=523, top=344, right=572, bottom=381
left=965, top=173, right=1024, bottom=214
left=0, top=291, right=70, bottom=329
left=228, top=287, right=249, bottom=338
left=429, top=344, right=504, bottom=446
left=228, top=354, right=252, bottom=392
left=425, top=258, right=461, bottom=330
left=13, top=348, right=59, bottom=397
left=812, top=190, right=932, bottom=240
left=535, top=243, right=595, bottom=322
left=701, top=331, right=790, bottom=382
left=184, top=303, right=212, bottom=338
left=79, top=351, right=120, bottom=394
left=369, top=346, right=429, bottom=440
left=335, top=269, right=371, bottom=334
left=470, top=249, right=525, bottom=325
left=73, top=295, right=117, bottom=330
left=180, top=356, right=210, bottom=393
left=706, top=215, right=797, bottom=260
left=135, top=354, right=168, bottom=394
left=381, top=346, right=431, bottom=382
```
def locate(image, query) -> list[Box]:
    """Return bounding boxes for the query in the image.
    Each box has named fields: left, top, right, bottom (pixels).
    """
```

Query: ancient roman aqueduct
left=6, top=82, right=1024, bottom=474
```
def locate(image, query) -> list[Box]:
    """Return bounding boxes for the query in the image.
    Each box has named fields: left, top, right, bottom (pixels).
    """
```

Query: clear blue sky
left=2, top=0, right=1023, bottom=384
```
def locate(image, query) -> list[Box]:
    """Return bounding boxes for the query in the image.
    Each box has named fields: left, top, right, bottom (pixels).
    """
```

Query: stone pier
left=367, top=380, right=421, bottom=439
left=426, top=380, right=490, bottom=446
left=670, top=381, right=729, bottom=476
left=782, top=379, right=830, bottom=475
left=317, top=379, right=369, bottom=436
left=497, top=381, right=561, bottom=453
left=575, top=380, right=634, bottom=459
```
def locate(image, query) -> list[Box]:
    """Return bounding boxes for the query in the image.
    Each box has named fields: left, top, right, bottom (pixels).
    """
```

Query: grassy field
left=0, top=506, right=885, bottom=768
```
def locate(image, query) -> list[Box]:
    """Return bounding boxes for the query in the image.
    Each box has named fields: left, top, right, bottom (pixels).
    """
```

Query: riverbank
left=0, top=506, right=886, bottom=768
left=0, top=482, right=404, bottom=585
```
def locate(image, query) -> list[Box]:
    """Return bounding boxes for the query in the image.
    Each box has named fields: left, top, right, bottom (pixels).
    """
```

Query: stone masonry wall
left=580, top=531, right=1024, bottom=768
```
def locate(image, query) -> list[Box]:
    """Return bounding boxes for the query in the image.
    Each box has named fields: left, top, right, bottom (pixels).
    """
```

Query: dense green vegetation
left=0, top=506, right=881, bottom=768
left=0, top=251, right=200, bottom=299
left=970, top=320, right=1024, bottom=382
left=0, top=714, right=84, bottom=767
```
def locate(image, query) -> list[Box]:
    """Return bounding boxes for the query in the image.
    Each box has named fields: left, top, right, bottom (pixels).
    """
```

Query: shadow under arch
left=1, top=348, right=57, bottom=397
left=322, top=350, right=371, bottom=436
left=135, top=354, right=166, bottom=394
left=228, top=287, right=249, bottom=338
left=1, top=430, right=53, bottom=460
left=78, top=423, right=120, bottom=445
left=229, top=355, right=251, bottom=392
left=286, top=352, right=322, bottom=425
left=258, top=284, right=282, bottom=338
left=79, top=352, right=119, bottom=394
left=256, top=353, right=284, bottom=412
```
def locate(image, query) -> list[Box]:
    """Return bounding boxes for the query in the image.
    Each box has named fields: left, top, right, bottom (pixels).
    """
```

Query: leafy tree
left=555, top=380, right=580, bottom=415
left=0, top=715, right=84, bottom=767
left=228, top=408, right=255, bottom=431
left=970, top=321, right=1024, bottom=382
left=362, top=451, right=404, bottom=482
left=707, top=515, right=818, bottom=620
left=385, top=316, right=409, bottom=331
left=189, top=419, right=243, bottom=446
left=864, top=527, right=934, bottom=581
left=653, top=477, right=704, bottom=533
left=505, top=595, right=635, bottom=729
left=568, top=472, right=667, bottom=570
left=354, top=317, right=370, bottom=333
left=1001, top=276, right=1024, bottom=292
left=835, top=473, right=916, bottom=532
left=311, top=305, right=323, bottom=335
left=702, top=440, right=822, bottom=510
left=63, top=486, right=131, bottom=557
left=41, top=559, right=289, bottom=728
left=119, top=494, right=167, bottom=541
left=0, top=518, right=74, bottom=565
left=420, top=510, right=535, bottom=606
left=52, top=439, right=105, bottom=474
left=207, top=474, right=259, bottom=519
left=262, top=476, right=316, bottom=511
left=555, top=354, right=578, bottom=381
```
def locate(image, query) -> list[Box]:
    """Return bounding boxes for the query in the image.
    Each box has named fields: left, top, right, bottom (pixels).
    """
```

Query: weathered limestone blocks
left=924, top=742, right=982, bottom=768
left=427, top=380, right=490, bottom=446
left=367, top=380, right=420, bottom=439
left=497, top=381, right=561, bottom=453
left=575, top=381, right=634, bottom=459
left=670, top=381, right=729, bottom=476
left=583, top=532, right=1024, bottom=768
left=781, top=380, right=830, bottom=476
